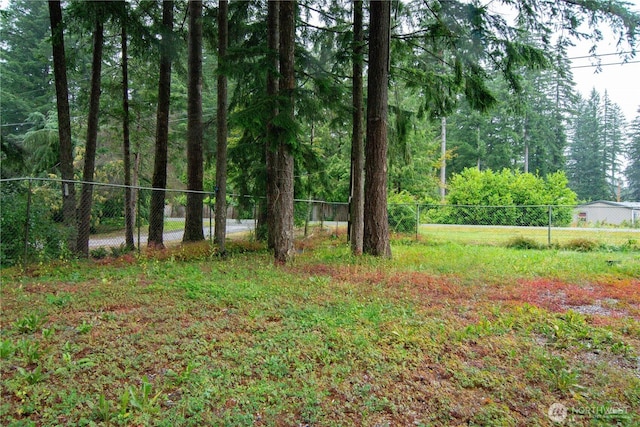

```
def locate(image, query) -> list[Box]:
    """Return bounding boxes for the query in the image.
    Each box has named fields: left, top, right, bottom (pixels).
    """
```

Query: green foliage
left=388, top=191, right=417, bottom=233
left=505, top=236, right=542, bottom=250
left=13, top=314, right=45, bottom=334
left=0, top=237, right=638, bottom=425
left=440, top=168, right=577, bottom=226
left=0, top=181, right=70, bottom=266
left=562, top=238, right=600, bottom=252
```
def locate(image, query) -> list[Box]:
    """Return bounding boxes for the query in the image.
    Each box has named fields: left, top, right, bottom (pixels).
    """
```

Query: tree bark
left=273, top=0, right=295, bottom=264
left=363, top=0, right=391, bottom=258
left=440, top=116, right=447, bottom=200
left=121, top=8, right=134, bottom=251
left=48, top=0, right=77, bottom=252
left=77, top=17, right=104, bottom=256
left=214, top=0, right=229, bottom=252
left=148, top=1, right=173, bottom=249
left=349, top=0, right=364, bottom=255
left=183, top=0, right=204, bottom=243
left=264, top=0, right=279, bottom=249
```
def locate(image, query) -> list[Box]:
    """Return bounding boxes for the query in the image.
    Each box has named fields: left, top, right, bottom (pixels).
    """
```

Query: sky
left=566, top=1, right=640, bottom=121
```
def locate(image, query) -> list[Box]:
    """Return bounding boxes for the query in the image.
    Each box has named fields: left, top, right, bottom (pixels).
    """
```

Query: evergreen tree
left=148, top=1, right=174, bottom=249
left=363, top=0, right=391, bottom=258
left=349, top=0, right=364, bottom=255
left=567, top=90, right=609, bottom=201
left=184, top=0, right=205, bottom=243
left=626, top=108, right=640, bottom=200
left=273, top=0, right=296, bottom=264
left=1, top=0, right=53, bottom=138
left=601, top=91, right=627, bottom=198
left=48, top=0, right=77, bottom=252
left=75, top=2, right=107, bottom=256
left=214, top=0, right=229, bottom=253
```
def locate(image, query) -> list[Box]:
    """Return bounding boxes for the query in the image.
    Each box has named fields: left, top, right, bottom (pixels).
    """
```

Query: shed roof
left=579, top=200, right=640, bottom=209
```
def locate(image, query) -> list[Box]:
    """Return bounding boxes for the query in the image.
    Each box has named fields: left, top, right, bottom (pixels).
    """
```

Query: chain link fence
left=1, top=177, right=638, bottom=266
left=388, top=202, right=639, bottom=248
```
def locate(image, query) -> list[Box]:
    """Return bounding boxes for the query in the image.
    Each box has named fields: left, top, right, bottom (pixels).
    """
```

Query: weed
left=505, top=236, right=542, bottom=250
left=41, top=326, right=55, bottom=339
left=16, top=339, right=42, bottom=364
left=90, top=247, right=109, bottom=259
left=76, top=320, right=93, bottom=334
left=166, top=361, right=197, bottom=386
left=17, top=365, right=46, bottom=385
left=13, top=313, right=45, bottom=333
left=563, top=238, right=600, bottom=252
left=111, top=243, right=133, bottom=258
left=127, top=376, right=161, bottom=414
left=89, top=393, right=112, bottom=422
left=543, top=354, right=583, bottom=394
left=0, top=339, right=15, bottom=359
left=45, top=292, right=71, bottom=307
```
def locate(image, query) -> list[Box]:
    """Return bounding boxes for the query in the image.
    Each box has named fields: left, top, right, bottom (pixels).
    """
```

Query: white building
left=575, top=201, right=640, bottom=226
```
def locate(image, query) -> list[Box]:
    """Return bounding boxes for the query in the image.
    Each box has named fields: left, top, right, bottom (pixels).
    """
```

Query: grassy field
left=1, top=231, right=639, bottom=426
left=419, top=224, right=640, bottom=247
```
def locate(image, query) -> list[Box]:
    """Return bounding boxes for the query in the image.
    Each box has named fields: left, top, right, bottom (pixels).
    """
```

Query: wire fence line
left=1, top=177, right=638, bottom=266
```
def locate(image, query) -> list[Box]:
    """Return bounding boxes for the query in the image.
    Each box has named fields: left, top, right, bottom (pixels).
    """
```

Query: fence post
left=548, top=205, right=552, bottom=247
left=22, top=179, right=33, bottom=265
left=416, top=203, right=420, bottom=240
left=137, top=189, right=141, bottom=253
left=209, top=192, right=213, bottom=242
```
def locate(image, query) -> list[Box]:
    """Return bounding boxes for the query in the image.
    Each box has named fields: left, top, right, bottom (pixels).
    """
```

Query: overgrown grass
left=1, top=233, right=639, bottom=426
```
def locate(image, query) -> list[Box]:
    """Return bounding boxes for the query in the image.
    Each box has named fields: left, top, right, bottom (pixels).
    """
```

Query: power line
left=568, top=51, right=635, bottom=60
left=571, top=60, right=640, bottom=69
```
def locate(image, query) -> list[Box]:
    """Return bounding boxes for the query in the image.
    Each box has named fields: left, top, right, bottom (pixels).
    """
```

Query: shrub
left=505, top=236, right=543, bottom=250
left=0, top=181, right=69, bottom=266
left=562, top=238, right=599, bottom=252
left=443, top=169, right=577, bottom=226
left=388, top=191, right=417, bottom=233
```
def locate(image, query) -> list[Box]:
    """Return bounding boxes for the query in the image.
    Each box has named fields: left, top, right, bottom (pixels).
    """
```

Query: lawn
left=1, top=231, right=639, bottom=426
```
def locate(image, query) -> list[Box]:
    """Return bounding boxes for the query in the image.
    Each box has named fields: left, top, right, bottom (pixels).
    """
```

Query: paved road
left=89, top=219, right=255, bottom=248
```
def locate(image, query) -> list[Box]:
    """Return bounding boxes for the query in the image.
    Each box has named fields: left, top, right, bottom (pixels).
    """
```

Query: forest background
left=1, top=0, right=639, bottom=263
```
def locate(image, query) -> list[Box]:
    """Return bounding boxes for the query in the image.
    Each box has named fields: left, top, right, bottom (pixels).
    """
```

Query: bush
left=0, top=181, right=69, bottom=266
left=443, top=169, right=577, bottom=226
left=562, top=238, right=599, bottom=252
left=388, top=191, right=417, bottom=233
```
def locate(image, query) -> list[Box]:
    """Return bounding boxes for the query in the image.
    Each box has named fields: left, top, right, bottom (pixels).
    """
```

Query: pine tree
left=183, top=0, right=205, bottom=243
left=214, top=0, right=229, bottom=253
left=48, top=0, right=77, bottom=251
left=148, top=1, right=174, bottom=249
left=363, top=0, right=391, bottom=258
left=626, top=109, right=640, bottom=200
left=567, top=90, right=609, bottom=201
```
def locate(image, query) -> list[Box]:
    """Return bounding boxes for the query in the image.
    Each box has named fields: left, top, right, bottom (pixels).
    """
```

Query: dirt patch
left=488, top=278, right=640, bottom=320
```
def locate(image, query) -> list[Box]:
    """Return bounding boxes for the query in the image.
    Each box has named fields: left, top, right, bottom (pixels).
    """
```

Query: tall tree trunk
left=148, top=1, right=173, bottom=249
left=440, top=116, right=447, bottom=200
left=349, top=0, right=364, bottom=255
left=48, top=0, right=77, bottom=252
left=183, top=0, right=204, bottom=243
left=273, top=0, right=295, bottom=264
left=363, top=0, right=391, bottom=258
left=214, top=0, right=229, bottom=252
left=121, top=9, right=134, bottom=251
left=263, top=0, right=279, bottom=249
left=77, top=17, right=104, bottom=256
